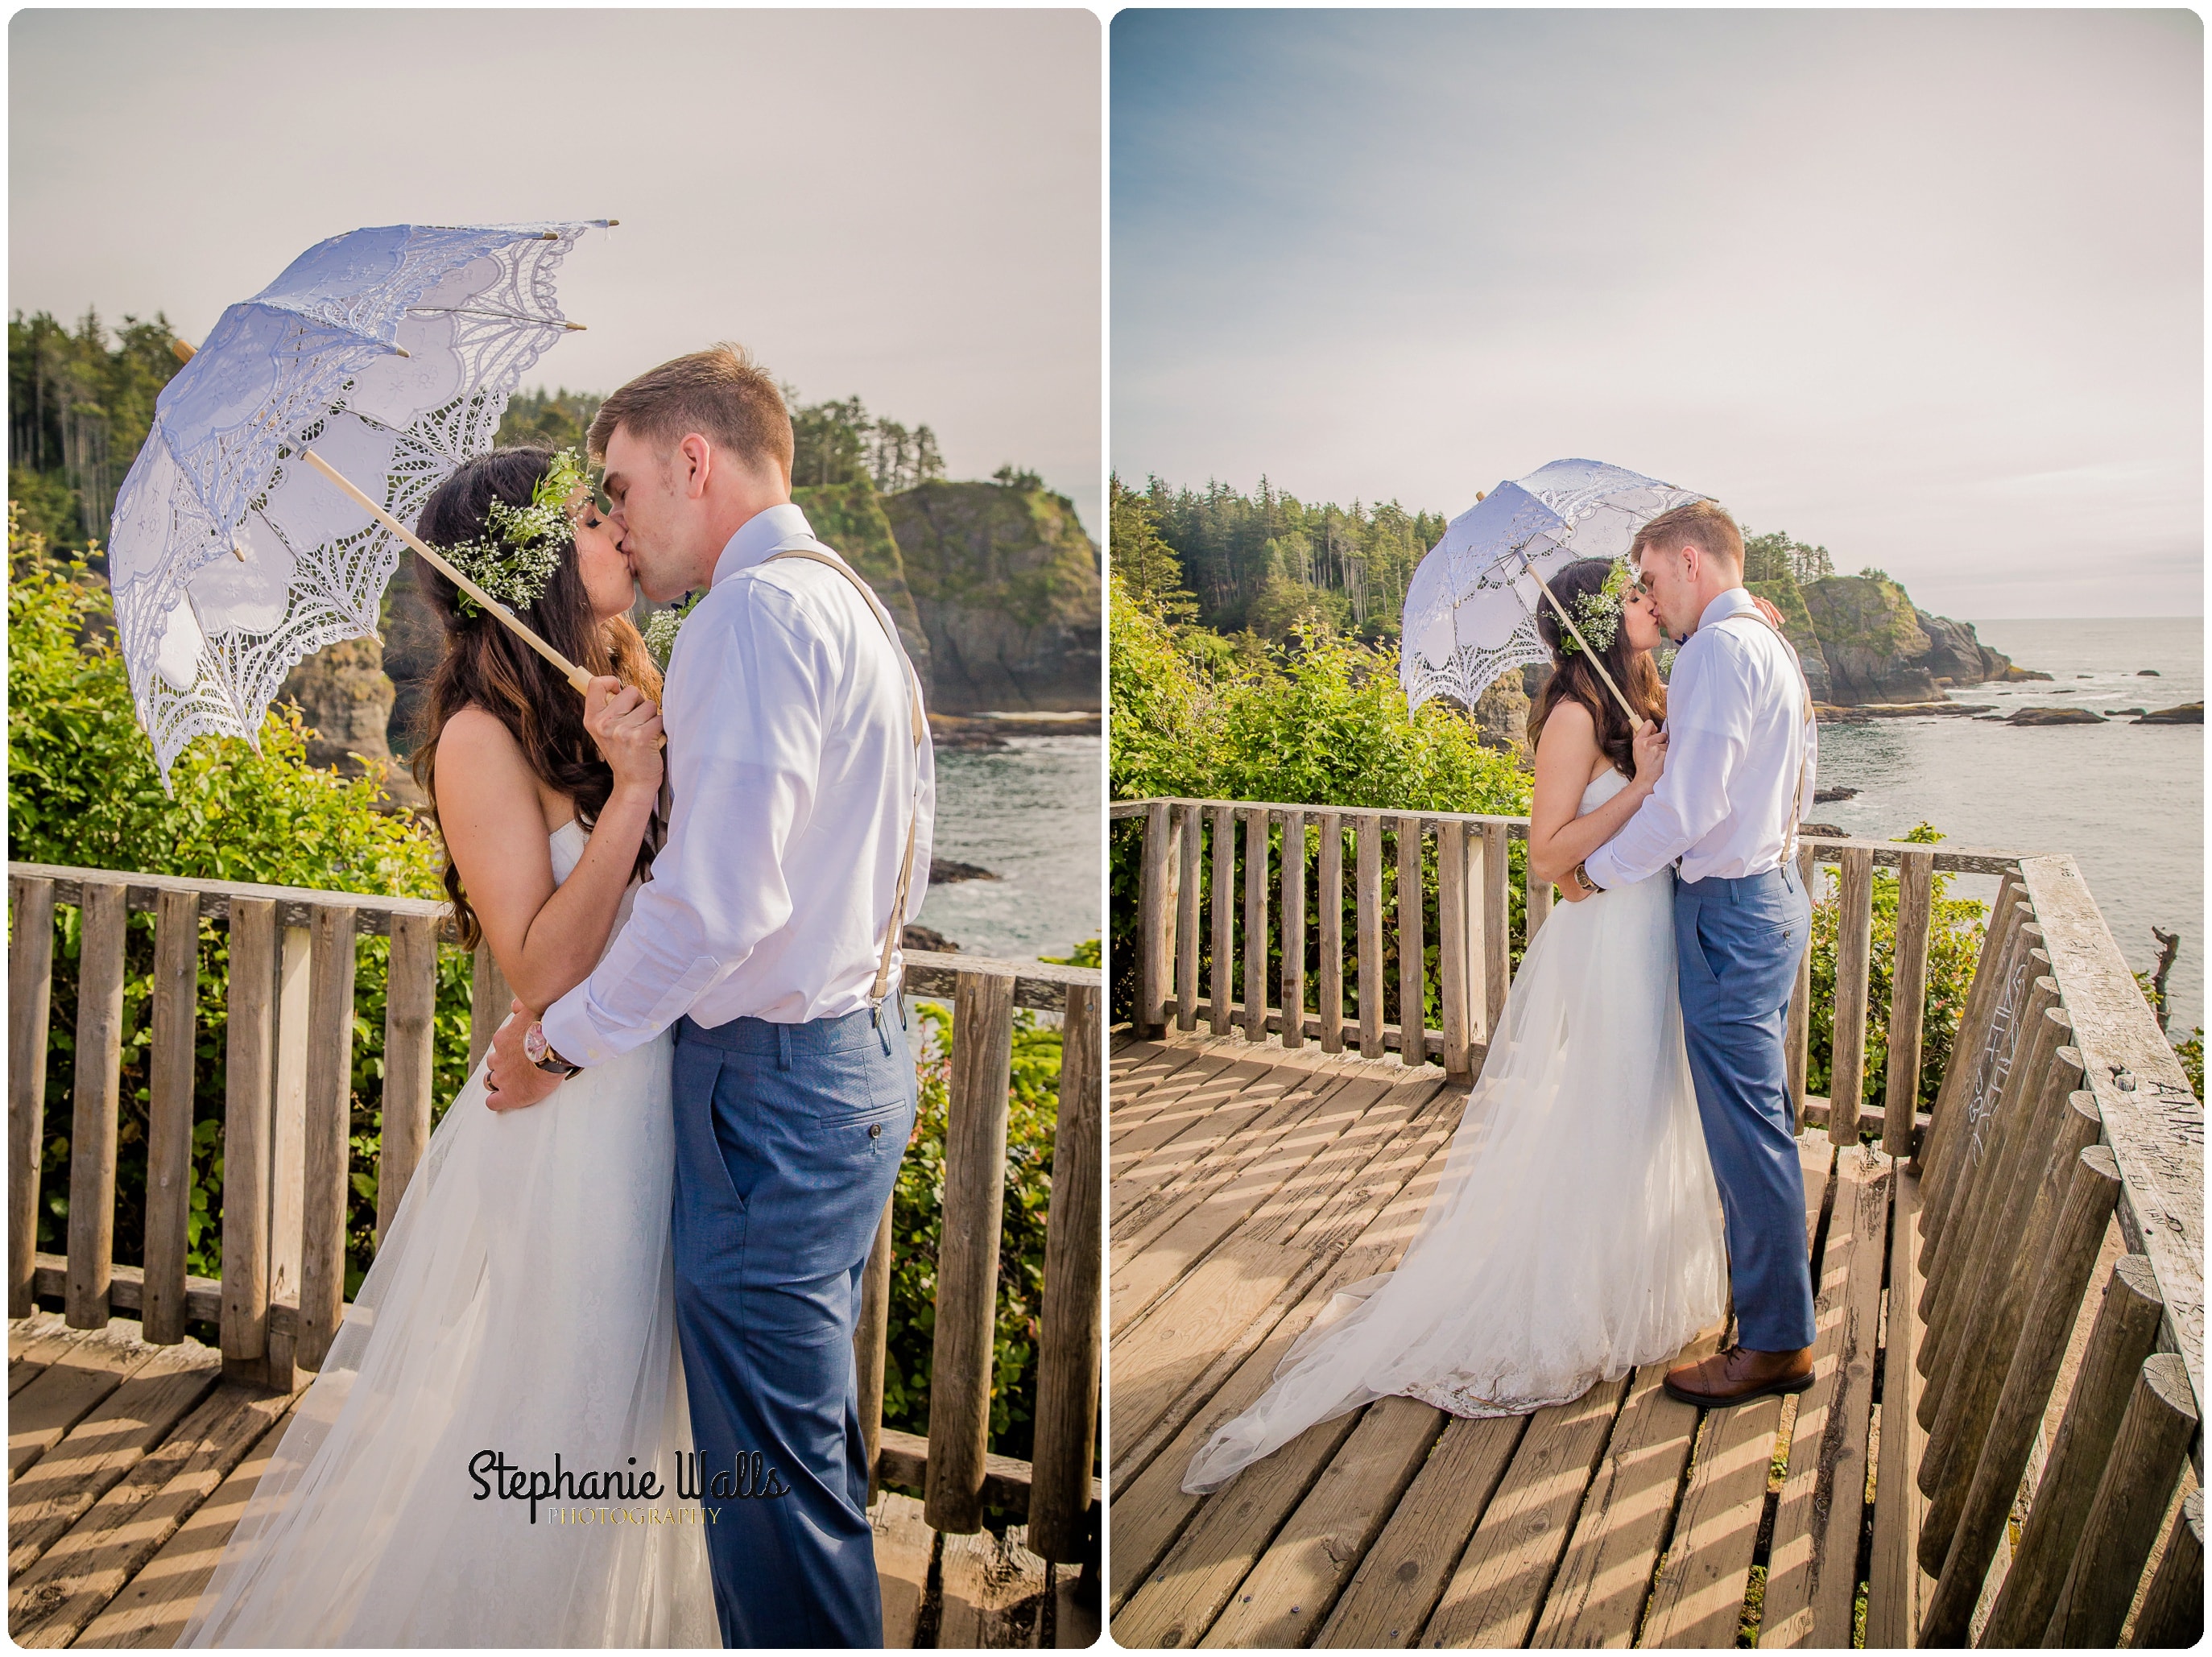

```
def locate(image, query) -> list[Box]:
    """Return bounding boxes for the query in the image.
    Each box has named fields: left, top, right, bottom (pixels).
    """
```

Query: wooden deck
left=6, top=1313, right=1096, bottom=1650
left=1109, top=1028, right=1907, bottom=1650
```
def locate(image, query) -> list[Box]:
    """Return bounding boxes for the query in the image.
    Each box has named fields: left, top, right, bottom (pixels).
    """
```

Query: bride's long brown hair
left=408, top=447, right=664, bottom=947
left=1524, top=556, right=1667, bottom=779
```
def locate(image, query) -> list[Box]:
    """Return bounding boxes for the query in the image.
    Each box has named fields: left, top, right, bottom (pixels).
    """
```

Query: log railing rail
left=7, top=860, right=1102, bottom=1561
left=1112, top=795, right=2201, bottom=1643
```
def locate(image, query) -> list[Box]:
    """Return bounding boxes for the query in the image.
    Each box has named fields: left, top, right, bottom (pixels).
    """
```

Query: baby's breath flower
left=441, top=448, right=589, bottom=617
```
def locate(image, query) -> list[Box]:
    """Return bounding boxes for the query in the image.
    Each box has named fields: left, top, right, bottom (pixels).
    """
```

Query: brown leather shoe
left=1662, top=1344, right=1815, bottom=1407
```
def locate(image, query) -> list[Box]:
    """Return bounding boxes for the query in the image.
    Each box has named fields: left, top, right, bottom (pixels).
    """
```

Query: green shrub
left=1109, top=576, right=1531, bottom=1027
left=1806, top=824, right=1987, bottom=1121
left=9, top=514, right=467, bottom=1295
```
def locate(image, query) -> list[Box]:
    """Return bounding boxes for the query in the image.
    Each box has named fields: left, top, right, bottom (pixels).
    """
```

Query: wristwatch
left=522, top=1021, right=581, bottom=1079
left=1571, top=861, right=1601, bottom=896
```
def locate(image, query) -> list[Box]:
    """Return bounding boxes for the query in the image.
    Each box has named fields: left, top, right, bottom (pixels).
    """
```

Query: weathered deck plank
left=1530, top=1335, right=1718, bottom=1648
left=1110, top=1033, right=1885, bottom=1651
left=1762, top=1145, right=1889, bottom=1647
left=10, top=1327, right=163, bottom=1482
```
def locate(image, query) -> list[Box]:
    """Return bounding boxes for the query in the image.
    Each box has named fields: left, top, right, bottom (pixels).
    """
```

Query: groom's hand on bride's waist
left=486, top=998, right=566, bottom=1113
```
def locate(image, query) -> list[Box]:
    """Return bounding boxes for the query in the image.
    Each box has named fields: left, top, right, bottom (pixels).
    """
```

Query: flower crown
left=441, top=448, right=589, bottom=618
left=1556, top=559, right=1631, bottom=658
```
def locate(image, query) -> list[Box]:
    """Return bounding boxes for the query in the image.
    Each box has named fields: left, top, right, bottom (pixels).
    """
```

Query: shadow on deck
left=6, top=1316, right=1095, bottom=1650
left=1109, top=1028, right=1896, bottom=1650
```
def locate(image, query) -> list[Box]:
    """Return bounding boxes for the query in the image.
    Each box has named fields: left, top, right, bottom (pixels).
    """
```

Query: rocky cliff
left=880, top=480, right=1102, bottom=713
left=279, top=634, right=425, bottom=808
left=1747, top=579, right=1834, bottom=703
left=1797, top=574, right=1941, bottom=705
left=789, top=480, right=932, bottom=686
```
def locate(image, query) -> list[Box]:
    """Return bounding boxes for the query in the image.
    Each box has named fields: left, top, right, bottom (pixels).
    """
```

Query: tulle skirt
left=1182, top=865, right=1728, bottom=1495
left=181, top=1035, right=720, bottom=1647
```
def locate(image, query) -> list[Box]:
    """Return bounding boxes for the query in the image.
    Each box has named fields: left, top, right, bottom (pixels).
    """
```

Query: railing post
left=1397, top=820, right=1426, bottom=1068
left=1883, top=848, right=1935, bottom=1157
left=1829, top=844, right=1875, bottom=1146
left=1437, top=820, right=1470, bottom=1084
left=854, top=1192, right=894, bottom=1502
left=1913, top=876, right=2020, bottom=1179
left=66, top=879, right=127, bottom=1330
left=1525, top=843, right=1553, bottom=942
left=1482, top=822, right=1510, bottom=1027
left=1316, top=812, right=1344, bottom=1054
left=1980, top=1254, right=2165, bottom=1646
left=1032, top=982, right=1102, bottom=1562
left=2128, top=1486, right=2203, bottom=1649
left=9, top=875, right=56, bottom=1317
left=1139, top=800, right=1170, bottom=1038
left=265, top=922, right=311, bottom=1388
left=221, top=899, right=277, bottom=1381
left=1462, top=826, right=1491, bottom=1053
left=1784, top=844, right=1817, bottom=1131
left=376, top=911, right=439, bottom=1243
left=1209, top=804, right=1235, bottom=1036
left=2039, top=1353, right=2198, bottom=1647
left=1280, top=811, right=1306, bottom=1051
left=1922, top=915, right=2040, bottom=1252
left=925, top=967, right=1015, bottom=1534
left=1242, top=809, right=1268, bottom=1043
left=467, top=938, right=511, bottom=1076
left=1355, top=813, right=1383, bottom=1059
left=298, top=904, right=358, bottom=1372
left=1174, top=804, right=1201, bottom=1033
left=142, top=886, right=201, bottom=1344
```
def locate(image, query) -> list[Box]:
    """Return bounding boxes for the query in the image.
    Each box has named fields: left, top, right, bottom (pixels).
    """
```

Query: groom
left=1561, top=499, right=1819, bottom=1407
left=485, top=345, right=936, bottom=1645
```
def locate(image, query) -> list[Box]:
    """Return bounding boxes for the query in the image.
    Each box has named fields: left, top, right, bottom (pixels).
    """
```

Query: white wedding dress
left=184, top=820, right=719, bottom=1647
left=1183, top=769, right=1730, bottom=1495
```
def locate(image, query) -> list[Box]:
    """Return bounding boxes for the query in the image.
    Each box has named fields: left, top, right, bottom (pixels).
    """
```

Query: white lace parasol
left=106, top=221, right=612, bottom=780
left=1399, top=458, right=1708, bottom=715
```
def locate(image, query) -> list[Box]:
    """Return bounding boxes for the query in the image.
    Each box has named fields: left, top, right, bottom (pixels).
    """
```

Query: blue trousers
left=670, top=1006, right=916, bottom=1648
left=1673, top=864, right=1819, bottom=1354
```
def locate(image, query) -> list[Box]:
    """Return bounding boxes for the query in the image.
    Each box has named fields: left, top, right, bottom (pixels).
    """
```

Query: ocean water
left=1811, top=617, right=2203, bottom=1033
left=916, top=736, right=1102, bottom=964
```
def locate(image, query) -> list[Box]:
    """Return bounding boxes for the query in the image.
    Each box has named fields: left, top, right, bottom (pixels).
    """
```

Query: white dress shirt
left=540, top=502, right=936, bottom=1065
left=1581, top=587, right=1815, bottom=890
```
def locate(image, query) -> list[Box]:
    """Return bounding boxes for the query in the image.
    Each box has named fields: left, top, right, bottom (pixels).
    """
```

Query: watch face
left=523, top=1023, right=548, bottom=1063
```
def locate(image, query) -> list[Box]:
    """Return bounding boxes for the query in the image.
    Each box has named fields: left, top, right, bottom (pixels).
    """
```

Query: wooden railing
left=1110, top=795, right=2202, bottom=1643
left=6, top=862, right=1102, bottom=1561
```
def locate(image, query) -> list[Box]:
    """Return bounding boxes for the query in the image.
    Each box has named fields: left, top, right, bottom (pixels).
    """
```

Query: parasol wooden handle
left=300, top=448, right=593, bottom=694
left=1524, top=560, right=1646, bottom=729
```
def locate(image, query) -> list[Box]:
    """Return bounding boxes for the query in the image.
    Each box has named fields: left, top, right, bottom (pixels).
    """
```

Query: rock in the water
left=1814, top=786, right=1858, bottom=803
left=1915, top=609, right=2015, bottom=685
left=903, top=924, right=960, bottom=953
left=2136, top=702, right=2203, bottom=725
left=1800, top=576, right=1939, bottom=704
left=1747, top=579, right=1834, bottom=702
left=2140, top=668, right=2162, bottom=676
left=929, top=856, right=999, bottom=884
left=790, top=479, right=933, bottom=689
left=282, top=636, right=423, bottom=805
left=2112, top=706, right=2148, bottom=716
left=1470, top=673, right=1532, bottom=757
left=2001, top=663, right=2055, bottom=682
left=881, top=480, right=1101, bottom=714
left=2007, top=706, right=2106, bottom=725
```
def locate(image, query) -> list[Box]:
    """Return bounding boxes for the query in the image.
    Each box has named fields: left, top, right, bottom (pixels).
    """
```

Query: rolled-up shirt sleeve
left=540, top=588, right=824, bottom=1066
left=1581, top=638, right=1747, bottom=890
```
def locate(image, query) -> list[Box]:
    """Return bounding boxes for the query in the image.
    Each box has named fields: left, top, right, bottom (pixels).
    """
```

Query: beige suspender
left=763, top=547, right=929, bottom=1006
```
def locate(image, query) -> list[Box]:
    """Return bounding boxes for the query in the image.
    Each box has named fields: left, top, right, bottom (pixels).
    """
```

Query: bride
left=1183, top=556, right=1730, bottom=1496
left=182, top=447, right=719, bottom=1644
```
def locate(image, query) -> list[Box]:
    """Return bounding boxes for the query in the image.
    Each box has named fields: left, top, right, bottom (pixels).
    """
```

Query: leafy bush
left=1805, top=824, right=1987, bottom=1120
left=10, top=513, right=466, bottom=1296
left=1109, top=576, right=1531, bottom=1027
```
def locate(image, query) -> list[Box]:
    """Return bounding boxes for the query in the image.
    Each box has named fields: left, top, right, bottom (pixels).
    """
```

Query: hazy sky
left=12, top=8, right=1102, bottom=535
left=1114, top=9, right=2202, bottom=620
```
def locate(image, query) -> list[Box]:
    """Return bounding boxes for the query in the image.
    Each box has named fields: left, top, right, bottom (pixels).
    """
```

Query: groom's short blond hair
left=589, top=344, right=796, bottom=486
left=1632, top=500, right=1743, bottom=569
